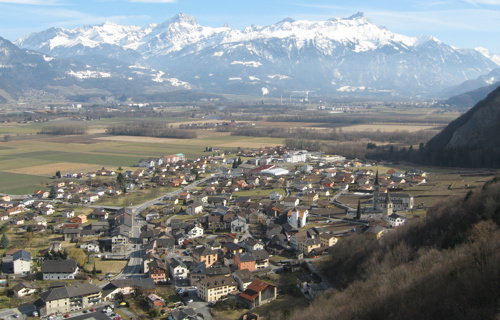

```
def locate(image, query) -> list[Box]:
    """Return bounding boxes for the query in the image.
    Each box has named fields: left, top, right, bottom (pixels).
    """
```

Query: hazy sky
left=1, top=0, right=500, bottom=53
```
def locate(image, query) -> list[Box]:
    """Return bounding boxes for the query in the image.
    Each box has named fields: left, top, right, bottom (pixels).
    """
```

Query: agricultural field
left=0, top=104, right=464, bottom=196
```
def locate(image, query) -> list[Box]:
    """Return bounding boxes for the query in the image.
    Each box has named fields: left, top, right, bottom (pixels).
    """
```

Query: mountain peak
left=278, top=17, right=295, bottom=24
left=167, top=12, right=198, bottom=25
left=348, top=12, right=366, bottom=19
left=348, top=11, right=365, bottom=19
left=414, top=35, right=442, bottom=46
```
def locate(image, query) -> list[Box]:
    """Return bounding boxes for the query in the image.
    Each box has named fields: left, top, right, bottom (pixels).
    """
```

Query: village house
left=299, top=238, right=322, bottom=256
left=148, top=259, right=168, bottom=284
left=2, top=249, right=32, bottom=275
left=319, top=233, right=338, bottom=247
left=168, top=258, right=189, bottom=281
left=71, top=214, right=87, bottom=224
left=147, top=293, right=164, bottom=308
left=197, top=275, right=237, bottom=302
left=186, top=202, right=204, bottom=215
left=101, top=278, right=156, bottom=301
left=231, top=216, right=248, bottom=233
left=283, top=197, right=300, bottom=207
left=385, top=213, right=406, bottom=227
left=41, top=259, right=78, bottom=280
left=62, top=209, right=75, bottom=218
left=35, top=283, right=101, bottom=316
left=11, top=281, right=39, bottom=297
left=235, top=252, right=256, bottom=272
left=287, top=209, right=308, bottom=229
left=238, top=279, right=277, bottom=309
left=192, top=246, right=218, bottom=266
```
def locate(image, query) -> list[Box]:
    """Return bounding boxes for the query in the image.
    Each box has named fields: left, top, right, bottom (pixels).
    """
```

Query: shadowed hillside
left=423, top=86, right=500, bottom=168
left=284, top=177, right=500, bottom=320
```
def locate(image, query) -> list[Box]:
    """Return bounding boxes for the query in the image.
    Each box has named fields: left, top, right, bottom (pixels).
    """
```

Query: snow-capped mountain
left=0, top=35, right=192, bottom=103
left=13, top=13, right=500, bottom=97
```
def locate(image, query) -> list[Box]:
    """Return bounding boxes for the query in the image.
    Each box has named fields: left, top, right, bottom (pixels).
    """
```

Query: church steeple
left=384, top=191, right=393, bottom=216
left=373, top=168, right=380, bottom=195
left=356, top=200, right=361, bottom=220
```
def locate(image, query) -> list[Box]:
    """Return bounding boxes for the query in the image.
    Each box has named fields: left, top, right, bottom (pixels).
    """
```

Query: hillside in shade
left=423, top=85, right=500, bottom=167
left=283, top=177, right=500, bottom=320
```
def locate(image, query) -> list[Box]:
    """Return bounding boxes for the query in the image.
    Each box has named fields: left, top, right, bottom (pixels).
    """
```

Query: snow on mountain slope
left=476, top=47, right=500, bottom=66
left=12, top=12, right=500, bottom=97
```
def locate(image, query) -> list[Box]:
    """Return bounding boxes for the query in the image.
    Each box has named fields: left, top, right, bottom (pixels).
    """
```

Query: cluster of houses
left=0, top=148, right=427, bottom=318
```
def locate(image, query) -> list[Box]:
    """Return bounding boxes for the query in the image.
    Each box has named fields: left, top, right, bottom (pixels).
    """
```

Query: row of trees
left=232, top=126, right=437, bottom=145
left=39, top=125, right=88, bottom=135
left=106, top=121, right=197, bottom=139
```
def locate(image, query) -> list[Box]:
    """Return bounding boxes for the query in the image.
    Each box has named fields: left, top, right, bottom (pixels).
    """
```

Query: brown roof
left=239, top=279, right=275, bottom=301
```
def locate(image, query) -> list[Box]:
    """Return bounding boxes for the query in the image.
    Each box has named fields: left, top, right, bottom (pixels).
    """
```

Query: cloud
left=128, top=0, right=176, bottom=2
left=463, top=0, right=500, bottom=5
left=0, top=0, right=60, bottom=4
left=369, top=8, right=500, bottom=32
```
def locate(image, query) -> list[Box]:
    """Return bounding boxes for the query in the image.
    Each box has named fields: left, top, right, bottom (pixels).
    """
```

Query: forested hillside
left=423, top=86, right=500, bottom=168
left=287, top=177, right=500, bottom=320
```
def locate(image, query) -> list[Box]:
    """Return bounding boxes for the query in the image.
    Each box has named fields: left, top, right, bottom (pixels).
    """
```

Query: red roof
left=239, top=279, right=275, bottom=301
left=249, top=165, right=275, bottom=173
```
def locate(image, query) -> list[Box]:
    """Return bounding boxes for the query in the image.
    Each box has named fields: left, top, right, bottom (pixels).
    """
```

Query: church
left=372, top=170, right=414, bottom=215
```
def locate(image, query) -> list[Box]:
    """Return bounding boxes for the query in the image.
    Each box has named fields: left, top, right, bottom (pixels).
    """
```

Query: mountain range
left=2, top=12, right=500, bottom=101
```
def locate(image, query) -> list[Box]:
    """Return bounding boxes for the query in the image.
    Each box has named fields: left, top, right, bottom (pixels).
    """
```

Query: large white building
left=36, top=283, right=101, bottom=316
left=197, top=275, right=237, bottom=302
left=168, top=258, right=188, bottom=281
left=41, top=260, right=78, bottom=280
left=1, top=250, right=32, bottom=275
left=287, top=209, right=308, bottom=229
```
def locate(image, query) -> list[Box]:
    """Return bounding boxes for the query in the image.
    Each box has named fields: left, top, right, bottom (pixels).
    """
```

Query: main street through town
left=110, top=173, right=220, bottom=280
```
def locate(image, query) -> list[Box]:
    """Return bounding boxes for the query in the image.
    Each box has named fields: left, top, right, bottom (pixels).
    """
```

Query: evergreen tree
left=116, top=172, right=126, bottom=189
left=237, top=157, right=243, bottom=165
left=0, top=233, right=10, bottom=248
left=232, top=160, right=238, bottom=169
left=55, top=170, right=61, bottom=179
left=356, top=200, right=361, bottom=220
left=49, top=186, right=57, bottom=199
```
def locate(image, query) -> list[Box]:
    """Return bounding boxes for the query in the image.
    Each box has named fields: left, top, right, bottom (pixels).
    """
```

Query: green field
left=0, top=172, right=51, bottom=194
left=0, top=117, right=286, bottom=195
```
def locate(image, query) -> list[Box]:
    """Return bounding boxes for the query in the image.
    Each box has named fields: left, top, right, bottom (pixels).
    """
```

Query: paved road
left=0, top=308, right=24, bottom=320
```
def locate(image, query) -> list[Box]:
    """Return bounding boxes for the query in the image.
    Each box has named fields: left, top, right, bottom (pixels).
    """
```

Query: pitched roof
left=239, top=279, right=275, bottom=301
left=12, top=250, right=31, bottom=261
left=199, top=275, right=236, bottom=289
left=41, top=260, right=78, bottom=273
left=40, top=283, right=100, bottom=302
left=237, top=252, right=255, bottom=262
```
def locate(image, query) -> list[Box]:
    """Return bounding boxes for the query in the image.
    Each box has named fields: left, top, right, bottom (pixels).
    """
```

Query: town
left=0, top=146, right=429, bottom=320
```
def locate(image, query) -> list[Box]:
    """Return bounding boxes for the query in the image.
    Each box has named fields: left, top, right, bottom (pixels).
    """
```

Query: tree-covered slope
left=423, top=85, right=500, bottom=167
left=287, top=177, right=500, bottom=320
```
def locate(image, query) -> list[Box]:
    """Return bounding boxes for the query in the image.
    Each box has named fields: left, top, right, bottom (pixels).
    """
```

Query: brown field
left=95, top=135, right=202, bottom=144
left=87, top=259, right=128, bottom=274
left=7, top=162, right=103, bottom=175
left=95, top=134, right=283, bottom=148
left=43, top=135, right=106, bottom=144
left=254, top=121, right=322, bottom=128
left=340, top=124, right=441, bottom=132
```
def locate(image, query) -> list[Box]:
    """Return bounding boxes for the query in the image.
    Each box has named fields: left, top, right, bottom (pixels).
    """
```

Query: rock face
left=424, top=86, right=500, bottom=167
